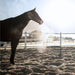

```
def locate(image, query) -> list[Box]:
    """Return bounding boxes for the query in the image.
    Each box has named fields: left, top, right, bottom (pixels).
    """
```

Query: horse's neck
left=14, top=13, right=30, bottom=30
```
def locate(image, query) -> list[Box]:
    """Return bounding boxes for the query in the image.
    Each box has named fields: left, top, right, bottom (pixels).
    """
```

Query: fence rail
left=0, top=32, right=75, bottom=49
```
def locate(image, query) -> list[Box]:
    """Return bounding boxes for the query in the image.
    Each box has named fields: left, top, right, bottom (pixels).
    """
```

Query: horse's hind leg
left=10, top=40, right=19, bottom=64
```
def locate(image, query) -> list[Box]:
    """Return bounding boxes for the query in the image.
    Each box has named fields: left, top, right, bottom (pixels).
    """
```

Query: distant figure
left=0, top=8, right=43, bottom=64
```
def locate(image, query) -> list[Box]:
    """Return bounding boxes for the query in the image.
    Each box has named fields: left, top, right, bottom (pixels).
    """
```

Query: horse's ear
left=34, top=8, right=36, bottom=11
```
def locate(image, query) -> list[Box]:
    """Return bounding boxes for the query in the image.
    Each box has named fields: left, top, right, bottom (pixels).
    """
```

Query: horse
left=0, top=8, right=43, bottom=64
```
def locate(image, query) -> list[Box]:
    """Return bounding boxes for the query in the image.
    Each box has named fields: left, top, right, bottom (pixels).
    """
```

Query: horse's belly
left=1, top=35, right=11, bottom=42
left=0, top=31, right=11, bottom=42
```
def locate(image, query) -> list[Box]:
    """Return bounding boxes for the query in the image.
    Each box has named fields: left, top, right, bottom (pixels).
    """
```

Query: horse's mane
left=0, top=9, right=30, bottom=23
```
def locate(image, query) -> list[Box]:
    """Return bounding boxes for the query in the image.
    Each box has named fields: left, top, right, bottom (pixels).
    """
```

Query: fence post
left=25, top=32, right=27, bottom=49
left=59, top=32, right=62, bottom=57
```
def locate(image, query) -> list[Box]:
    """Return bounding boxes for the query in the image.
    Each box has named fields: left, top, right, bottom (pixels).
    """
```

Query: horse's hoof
left=11, top=62, right=15, bottom=65
left=10, top=58, right=15, bottom=64
left=10, top=61, right=15, bottom=64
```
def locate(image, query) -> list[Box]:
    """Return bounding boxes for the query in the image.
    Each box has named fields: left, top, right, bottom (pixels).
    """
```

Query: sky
left=0, top=0, right=75, bottom=33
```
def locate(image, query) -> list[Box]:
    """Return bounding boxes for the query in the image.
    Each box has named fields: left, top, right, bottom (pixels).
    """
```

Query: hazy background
left=0, top=0, right=75, bottom=33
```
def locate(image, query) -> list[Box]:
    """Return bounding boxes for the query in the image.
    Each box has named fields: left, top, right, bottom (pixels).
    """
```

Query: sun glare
left=39, top=0, right=75, bottom=32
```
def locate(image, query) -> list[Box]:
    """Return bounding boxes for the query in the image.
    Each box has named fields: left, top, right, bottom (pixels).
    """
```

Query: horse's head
left=27, top=8, right=43, bottom=24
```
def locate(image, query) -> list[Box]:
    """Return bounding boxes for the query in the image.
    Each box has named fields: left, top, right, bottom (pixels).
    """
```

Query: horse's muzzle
left=40, top=20, right=43, bottom=24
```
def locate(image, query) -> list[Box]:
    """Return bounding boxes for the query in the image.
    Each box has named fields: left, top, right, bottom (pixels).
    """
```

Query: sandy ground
left=0, top=46, right=75, bottom=75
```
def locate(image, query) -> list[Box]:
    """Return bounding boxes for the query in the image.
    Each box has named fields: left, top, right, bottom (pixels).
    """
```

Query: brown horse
left=0, top=8, right=43, bottom=64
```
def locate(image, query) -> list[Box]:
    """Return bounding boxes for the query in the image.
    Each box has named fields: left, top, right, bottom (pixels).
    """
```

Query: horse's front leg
left=10, top=40, right=19, bottom=64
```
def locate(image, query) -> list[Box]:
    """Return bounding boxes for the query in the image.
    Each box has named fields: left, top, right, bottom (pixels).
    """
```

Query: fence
left=0, top=32, right=75, bottom=48
left=23, top=32, right=75, bottom=47
left=0, top=32, right=75, bottom=57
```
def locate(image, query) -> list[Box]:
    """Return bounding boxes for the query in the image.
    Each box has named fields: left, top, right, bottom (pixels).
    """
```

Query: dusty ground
left=0, top=46, right=75, bottom=75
